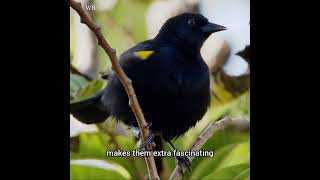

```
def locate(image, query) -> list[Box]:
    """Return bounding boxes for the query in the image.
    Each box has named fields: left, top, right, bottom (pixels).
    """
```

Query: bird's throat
left=155, top=33, right=202, bottom=59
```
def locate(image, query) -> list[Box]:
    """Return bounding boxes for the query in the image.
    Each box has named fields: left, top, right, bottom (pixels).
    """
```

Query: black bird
left=71, top=13, right=226, bottom=173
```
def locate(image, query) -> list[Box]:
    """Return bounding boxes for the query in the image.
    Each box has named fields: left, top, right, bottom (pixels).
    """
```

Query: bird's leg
left=131, top=123, right=152, bottom=139
left=131, top=126, right=141, bottom=139
left=138, top=131, right=155, bottom=151
left=138, top=122, right=152, bottom=138
left=168, top=141, right=192, bottom=176
left=134, top=123, right=155, bottom=151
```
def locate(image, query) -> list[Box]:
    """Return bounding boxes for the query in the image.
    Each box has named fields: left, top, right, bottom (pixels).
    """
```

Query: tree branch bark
left=69, top=1, right=159, bottom=179
left=169, top=117, right=249, bottom=180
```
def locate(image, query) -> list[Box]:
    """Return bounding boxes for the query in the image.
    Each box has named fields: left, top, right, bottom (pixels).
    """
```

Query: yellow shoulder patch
left=134, top=51, right=155, bottom=60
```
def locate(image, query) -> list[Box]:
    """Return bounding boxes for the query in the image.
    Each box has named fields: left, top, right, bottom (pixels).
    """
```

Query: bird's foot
left=131, top=122, right=155, bottom=151
left=168, top=141, right=192, bottom=176
left=176, top=155, right=192, bottom=176
left=138, top=132, right=155, bottom=151
left=132, top=123, right=153, bottom=138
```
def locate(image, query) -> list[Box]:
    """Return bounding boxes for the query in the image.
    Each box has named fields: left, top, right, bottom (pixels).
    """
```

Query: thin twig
left=69, top=1, right=159, bottom=179
left=70, top=64, right=92, bottom=81
left=169, top=117, right=249, bottom=180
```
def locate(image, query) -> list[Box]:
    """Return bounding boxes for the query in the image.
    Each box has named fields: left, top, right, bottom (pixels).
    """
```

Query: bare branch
left=70, top=64, right=92, bottom=81
left=69, top=1, right=159, bottom=179
left=169, top=117, right=249, bottom=180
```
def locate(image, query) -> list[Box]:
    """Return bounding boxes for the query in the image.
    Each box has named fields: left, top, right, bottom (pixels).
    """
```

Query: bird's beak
left=201, top=23, right=226, bottom=33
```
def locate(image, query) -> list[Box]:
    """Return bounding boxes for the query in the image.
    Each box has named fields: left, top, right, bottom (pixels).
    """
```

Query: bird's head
left=155, top=13, right=226, bottom=50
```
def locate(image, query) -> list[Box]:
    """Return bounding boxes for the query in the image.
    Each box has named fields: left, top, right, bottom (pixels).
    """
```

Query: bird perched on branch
left=70, top=13, right=226, bottom=173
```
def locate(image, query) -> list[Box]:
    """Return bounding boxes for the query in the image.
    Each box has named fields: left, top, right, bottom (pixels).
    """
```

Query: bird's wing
left=119, top=40, right=159, bottom=69
left=117, top=42, right=186, bottom=97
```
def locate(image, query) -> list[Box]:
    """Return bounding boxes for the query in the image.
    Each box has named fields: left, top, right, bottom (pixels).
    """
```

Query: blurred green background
left=70, top=0, right=250, bottom=179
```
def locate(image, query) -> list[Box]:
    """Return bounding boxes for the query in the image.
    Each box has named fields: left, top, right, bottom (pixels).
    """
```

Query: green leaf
left=72, top=128, right=146, bottom=179
left=70, top=159, right=131, bottom=180
left=191, top=144, right=236, bottom=179
left=214, top=142, right=250, bottom=171
left=70, top=73, right=88, bottom=93
left=234, top=168, right=250, bottom=180
left=77, top=80, right=106, bottom=100
left=105, top=134, right=147, bottom=178
left=74, top=133, right=107, bottom=159
left=202, top=163, right=250, bottom=180
left=70, top=77, right=107, bottom=102
left=200, top=129, right=249, bottom=154
left=191, top=142, right=250, bottom=179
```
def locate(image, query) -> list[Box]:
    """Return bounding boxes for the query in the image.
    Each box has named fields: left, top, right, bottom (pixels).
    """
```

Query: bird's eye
left=187, top=18, right=196, bottom=27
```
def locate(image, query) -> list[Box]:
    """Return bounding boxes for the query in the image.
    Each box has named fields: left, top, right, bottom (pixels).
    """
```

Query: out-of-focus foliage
left=70, top=0, right=250, bottom=179
left=94, top=0, right=151, bottom=74
left=70, top=73, right=106, bottom=101
left=212, top=71, right=250, bottom=105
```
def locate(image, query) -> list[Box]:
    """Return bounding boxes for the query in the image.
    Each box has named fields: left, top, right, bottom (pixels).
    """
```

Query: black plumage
left=71, top=13, right=226, bottom=142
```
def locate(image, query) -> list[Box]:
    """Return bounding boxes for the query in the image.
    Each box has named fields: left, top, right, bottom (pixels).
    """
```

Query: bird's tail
left=70, top=91, right=110, bottom=124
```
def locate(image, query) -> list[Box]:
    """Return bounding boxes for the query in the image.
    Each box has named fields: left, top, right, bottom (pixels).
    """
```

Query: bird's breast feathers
left=121, top=44, right=209, bottom=92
